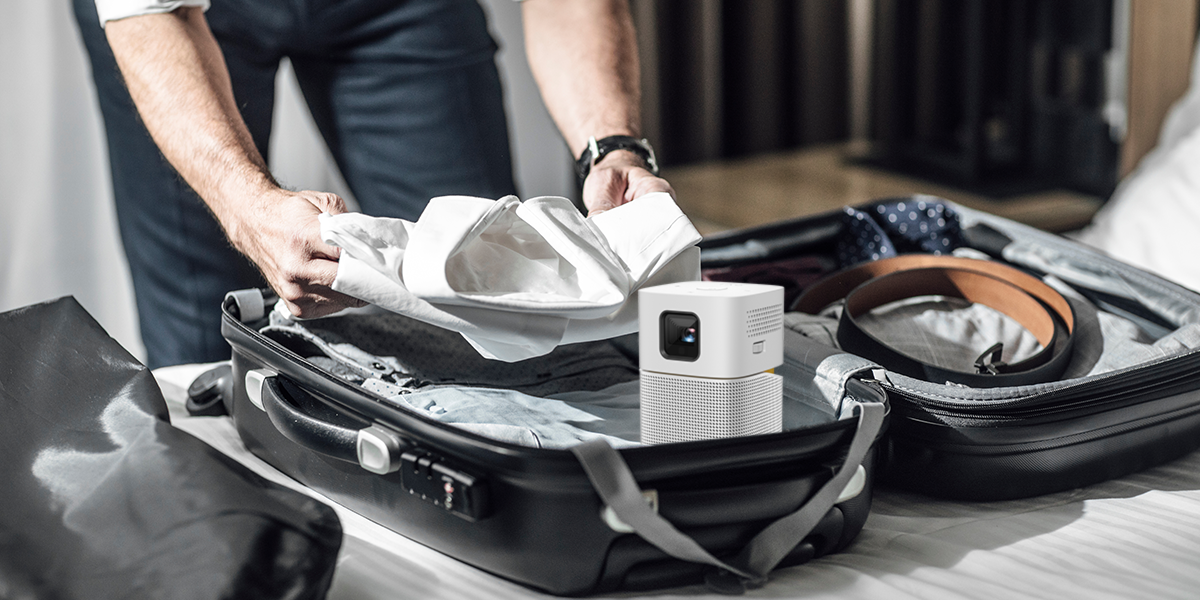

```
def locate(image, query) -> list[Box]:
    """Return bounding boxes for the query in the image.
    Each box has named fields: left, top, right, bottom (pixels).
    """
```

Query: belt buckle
left=973, top=342, right=1007, bottom=375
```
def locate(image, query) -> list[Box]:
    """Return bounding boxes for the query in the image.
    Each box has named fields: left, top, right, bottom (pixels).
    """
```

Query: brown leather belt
left=793, top=255, right=1075, bottom=387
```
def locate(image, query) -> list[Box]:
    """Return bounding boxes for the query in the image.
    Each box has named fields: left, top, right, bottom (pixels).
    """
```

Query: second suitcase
left=700, top=196, right=1200, bottom=501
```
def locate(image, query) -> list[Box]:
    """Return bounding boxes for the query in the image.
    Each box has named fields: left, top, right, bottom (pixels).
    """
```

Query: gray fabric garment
left=960, top=203, right=1200, bottom=378
left=264, top=307, right=844, bottom=449
left=362, top=371, right=842, bottom=449
left=377, top=381, right=643, bottom=449
left=782, top=312, right=838, bottom=348
left=261, top=308, right=638, bottom=397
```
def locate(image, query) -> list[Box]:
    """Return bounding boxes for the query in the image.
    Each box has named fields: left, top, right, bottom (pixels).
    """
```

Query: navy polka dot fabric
left=836, top=198, right=965, bottom=267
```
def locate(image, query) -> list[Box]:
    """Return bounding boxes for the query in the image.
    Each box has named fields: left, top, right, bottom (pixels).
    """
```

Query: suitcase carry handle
left=255, top=373, right=410, bottom=475
left=571, top=386, right=884, bottom=594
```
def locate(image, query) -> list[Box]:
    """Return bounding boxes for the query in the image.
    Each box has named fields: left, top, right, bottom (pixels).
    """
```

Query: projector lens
left=661, top=312, right=700, bottom=360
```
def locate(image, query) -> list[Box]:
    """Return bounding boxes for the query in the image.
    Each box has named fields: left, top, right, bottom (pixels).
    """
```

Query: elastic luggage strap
left=571, top=401, right=884, bottom=593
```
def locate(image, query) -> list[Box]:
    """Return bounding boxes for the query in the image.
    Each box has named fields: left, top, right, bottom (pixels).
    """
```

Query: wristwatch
left=574, top=135, right=660, bottom=184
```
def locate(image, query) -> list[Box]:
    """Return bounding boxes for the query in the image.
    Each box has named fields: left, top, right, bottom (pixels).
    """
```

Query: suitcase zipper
left=900, top=398, right=1200, bottom=454
left=877, top=348, right=1200, bottom=422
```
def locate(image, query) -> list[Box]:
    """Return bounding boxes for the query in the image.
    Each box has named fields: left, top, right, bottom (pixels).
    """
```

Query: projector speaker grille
left=640, top=370, right=782, bottom=445
left=746, top=304, right=783, bottom=337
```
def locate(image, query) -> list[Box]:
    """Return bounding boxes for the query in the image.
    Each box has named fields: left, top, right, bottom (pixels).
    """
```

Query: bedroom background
left=2, top=0, right=1196, bottom=364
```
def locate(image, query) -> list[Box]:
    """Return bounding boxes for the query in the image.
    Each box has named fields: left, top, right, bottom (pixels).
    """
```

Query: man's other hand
left=582, top=150, right=674, bottom=216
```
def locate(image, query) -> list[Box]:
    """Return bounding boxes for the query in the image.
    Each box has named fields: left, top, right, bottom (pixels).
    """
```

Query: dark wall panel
left=637, top=0, right=850, bottom=166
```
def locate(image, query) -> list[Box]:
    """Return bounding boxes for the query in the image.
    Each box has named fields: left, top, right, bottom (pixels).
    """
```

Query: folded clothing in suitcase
left=701, top=196, right=1200, bottom=501
left=222, top=287, right=886, bottom=594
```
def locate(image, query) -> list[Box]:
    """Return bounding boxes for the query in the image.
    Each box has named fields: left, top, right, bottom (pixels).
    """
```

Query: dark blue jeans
left=73, top=0, right=517, bottom=368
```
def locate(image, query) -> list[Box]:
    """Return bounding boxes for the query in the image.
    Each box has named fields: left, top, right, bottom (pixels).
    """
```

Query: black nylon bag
left=0, top=297, right=342, bottom=600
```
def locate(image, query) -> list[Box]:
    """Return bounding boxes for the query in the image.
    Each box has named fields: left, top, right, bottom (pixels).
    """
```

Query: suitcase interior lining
left=700, top=203, right=1200, bottom=394
left=258, top=312, right=846, bottom=450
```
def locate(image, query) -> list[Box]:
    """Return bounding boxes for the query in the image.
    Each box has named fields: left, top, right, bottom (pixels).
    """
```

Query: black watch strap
left=575, top=135, right=660, bottom=183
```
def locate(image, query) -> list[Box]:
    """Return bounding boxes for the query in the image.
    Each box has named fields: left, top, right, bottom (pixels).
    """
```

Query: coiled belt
left=793, top=255, right=1075, bottom=388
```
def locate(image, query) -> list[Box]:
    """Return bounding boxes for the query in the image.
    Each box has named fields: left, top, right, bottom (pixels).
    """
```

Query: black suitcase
left=221, top=287, right=887, bottom=595
left=699, top=196, right=1200, bottom=501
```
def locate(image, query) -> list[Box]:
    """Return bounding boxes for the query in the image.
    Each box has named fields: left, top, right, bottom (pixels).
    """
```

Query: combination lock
left=400, top=451, right=489, bottom=521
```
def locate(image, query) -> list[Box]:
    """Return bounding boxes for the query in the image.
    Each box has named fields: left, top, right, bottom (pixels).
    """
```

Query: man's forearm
left=105, top=8, right=275, bottom=239
left=521, top=0, right=642, bottom=157
left=522, top=0, right=671, bottom=214
left=104, top=9, right=357, bottom=317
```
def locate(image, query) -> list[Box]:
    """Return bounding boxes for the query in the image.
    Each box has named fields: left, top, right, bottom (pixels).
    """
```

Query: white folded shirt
left=320, top=192, right=702, bottom=361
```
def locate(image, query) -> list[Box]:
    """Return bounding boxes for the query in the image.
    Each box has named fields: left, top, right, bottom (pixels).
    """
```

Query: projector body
left=638, top=282, right=784, bottom=444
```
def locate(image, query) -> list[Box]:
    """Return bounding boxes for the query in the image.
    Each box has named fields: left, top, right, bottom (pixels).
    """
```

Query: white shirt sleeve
left=95, top=0, right=210, bottom=25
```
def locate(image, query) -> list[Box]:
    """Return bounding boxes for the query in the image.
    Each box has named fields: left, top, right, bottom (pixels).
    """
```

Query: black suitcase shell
left=221, top=292, right=887, bottom=595
left=699, top=198, right=1200, bottom=501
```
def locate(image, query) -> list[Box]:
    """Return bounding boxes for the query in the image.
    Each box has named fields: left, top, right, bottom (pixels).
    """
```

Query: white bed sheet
left=154, top=364, right=1200, bottom=600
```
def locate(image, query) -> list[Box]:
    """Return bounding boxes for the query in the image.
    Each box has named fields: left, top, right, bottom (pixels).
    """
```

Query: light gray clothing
left=263, top=308, right=846, bottom=449
left=783, top=279, right=1200, bottom=385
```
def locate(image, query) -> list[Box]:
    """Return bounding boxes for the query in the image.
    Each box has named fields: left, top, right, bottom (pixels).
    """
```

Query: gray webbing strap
left=570, top=438, right=758, bottom=581
left=570, top=400, right=884, bottom=589
left=731, top=400, right=883, bottom=576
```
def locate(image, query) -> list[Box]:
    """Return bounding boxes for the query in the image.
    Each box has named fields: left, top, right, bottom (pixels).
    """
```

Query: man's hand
left=223, top=188, right=366, bottom=318
left=582, top=150, right=675, bottom=216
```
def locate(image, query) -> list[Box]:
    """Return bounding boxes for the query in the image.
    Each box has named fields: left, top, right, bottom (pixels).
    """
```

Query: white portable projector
left=638, top=281, right=785, bottom=444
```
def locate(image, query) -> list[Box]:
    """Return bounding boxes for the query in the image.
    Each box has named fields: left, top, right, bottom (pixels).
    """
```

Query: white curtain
left=0, top=0, right=571, bottom=364
left=0, top=1, right=142, bottom=356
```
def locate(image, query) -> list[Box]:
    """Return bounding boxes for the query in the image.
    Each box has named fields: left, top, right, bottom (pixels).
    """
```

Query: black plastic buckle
left=974, top=342, right=1006, bottom=375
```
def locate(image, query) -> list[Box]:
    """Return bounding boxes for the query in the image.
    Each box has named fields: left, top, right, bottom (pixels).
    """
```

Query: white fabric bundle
left=320, top=192, right=701, bottom=361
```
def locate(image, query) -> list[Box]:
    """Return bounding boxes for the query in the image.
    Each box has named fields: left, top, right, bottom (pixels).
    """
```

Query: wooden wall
left=1121, top=0, right=1199, bottom=176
